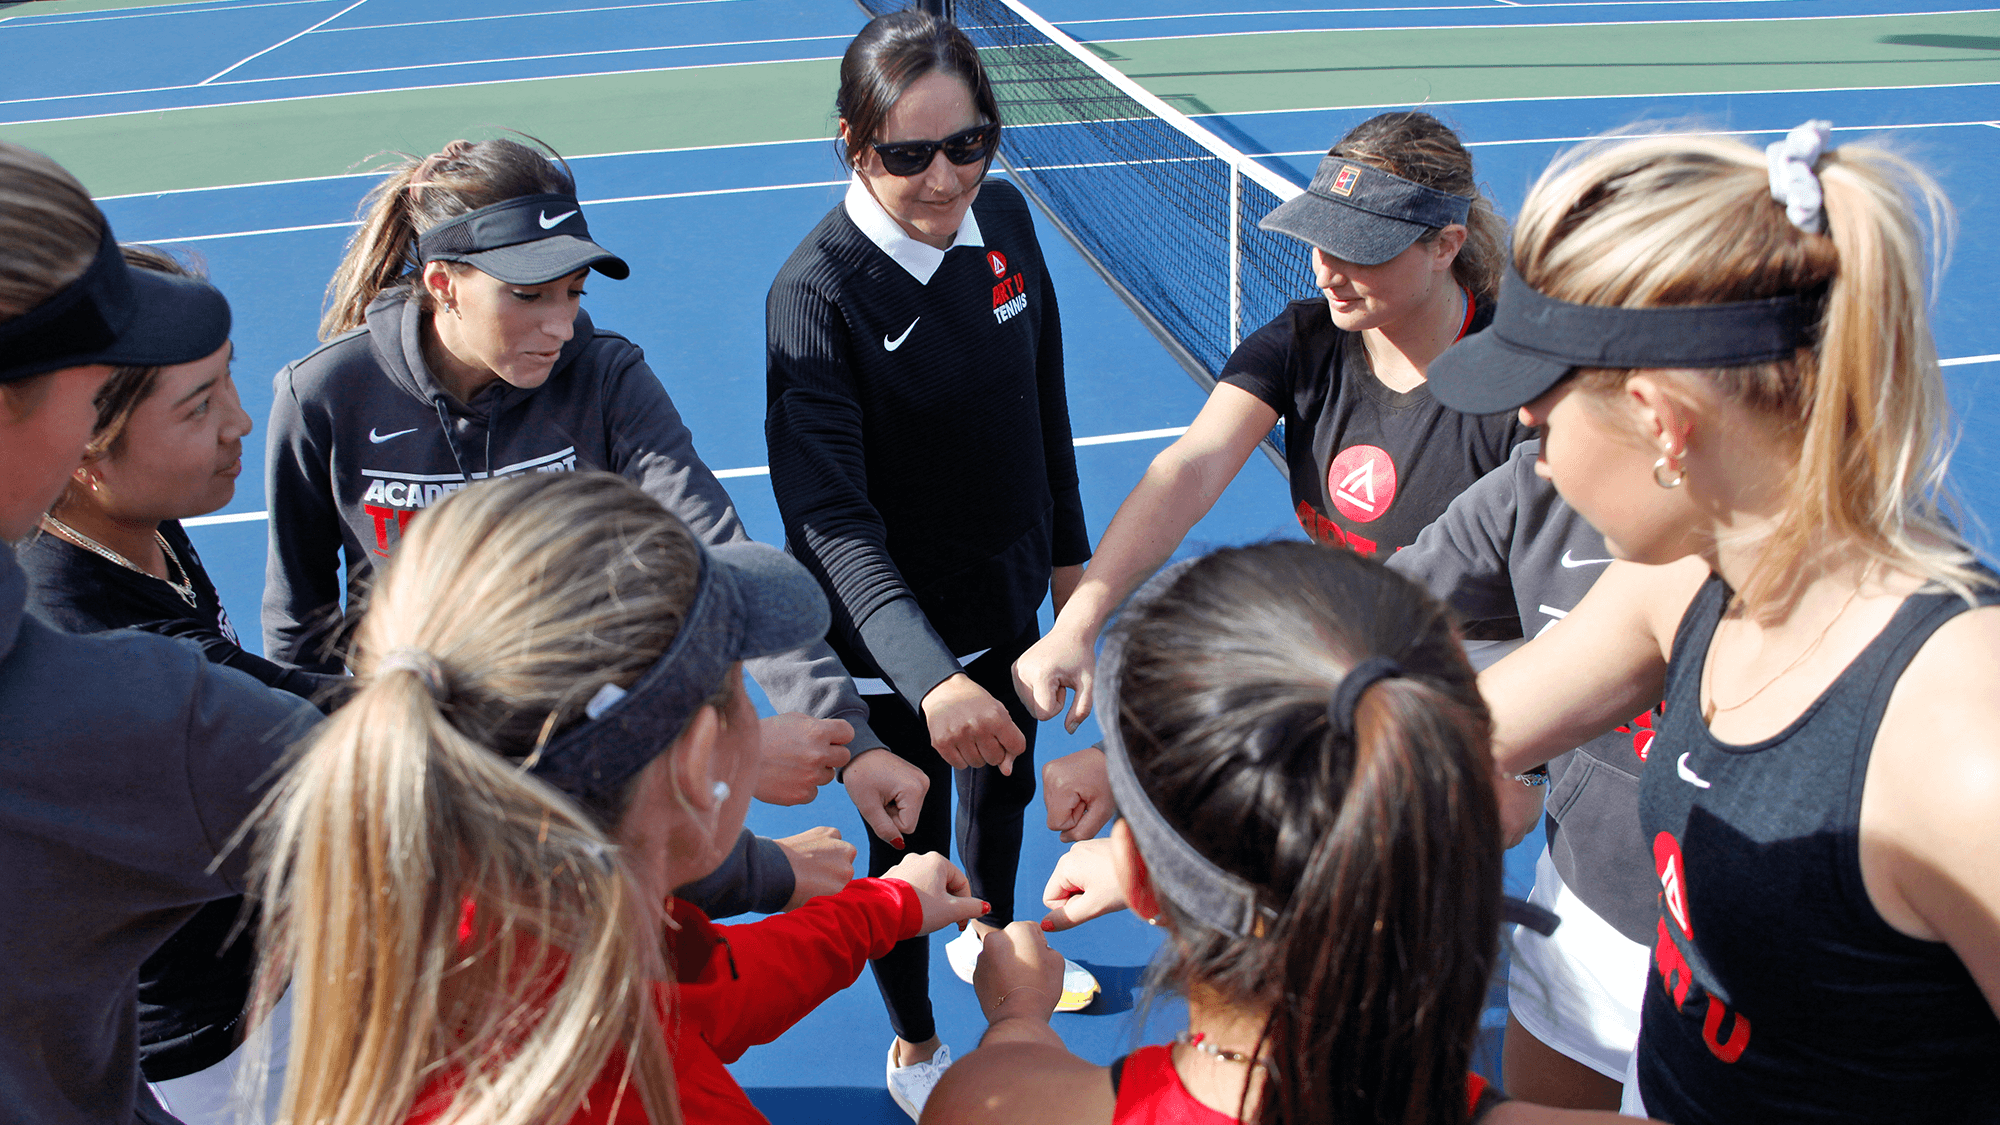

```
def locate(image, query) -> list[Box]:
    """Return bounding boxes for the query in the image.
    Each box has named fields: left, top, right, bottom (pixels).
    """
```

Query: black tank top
left=1637, top=576, right=2000, bottom=1123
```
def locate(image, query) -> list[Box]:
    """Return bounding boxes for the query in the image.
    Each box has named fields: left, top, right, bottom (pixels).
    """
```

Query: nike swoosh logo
left=1677, top=752, right=1712, bottom=789
left=1561, top=550, right=1615, bottom=568
left=369, top=427, right=419, bottom=444
left=538, top=209, right=578, bottom=229
left=883, top=318, right=919, bottom=351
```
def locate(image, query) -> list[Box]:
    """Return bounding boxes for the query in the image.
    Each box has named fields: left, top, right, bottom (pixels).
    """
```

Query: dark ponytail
left=1113, top=542, right=1501, bottom=1124
left=321, top=136, right=576, bottom=339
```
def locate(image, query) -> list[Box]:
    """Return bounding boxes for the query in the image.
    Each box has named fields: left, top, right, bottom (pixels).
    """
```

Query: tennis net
left=857, top=0, right=1316, bottom=460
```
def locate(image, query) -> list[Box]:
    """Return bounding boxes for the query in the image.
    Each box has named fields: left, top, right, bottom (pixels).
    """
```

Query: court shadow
left=1879, top=34, right=2000, bottom=50
left=1071, top=959, right=1151, bottom=1015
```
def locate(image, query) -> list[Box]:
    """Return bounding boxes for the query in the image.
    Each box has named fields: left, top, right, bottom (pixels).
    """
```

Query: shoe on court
left=886, top=1041, right=952, bottom=1122
left=944, top=926, right=1102, bottom=1012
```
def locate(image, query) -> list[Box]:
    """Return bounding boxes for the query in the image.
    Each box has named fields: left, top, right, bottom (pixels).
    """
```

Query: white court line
left=0, top=0, right=332, bottom=31
left=1082, top=6, right=2000, bottom=43
left=184, top=423, right=1200, bottom=527
left=0, top=53, right=843, bottom=126
left=92, top=138, right=831, bottom=201
left=199, top=0, right=371, bottom=86
left=129, top=179, right=847, bottom=243
left=1202, top=79, right=2000, bottom=117
left=1943, top=354, right=2000, bottom=367
left=323, top=0, right=752, bottom=34
left=1050, top=0, right=1821, bottom=25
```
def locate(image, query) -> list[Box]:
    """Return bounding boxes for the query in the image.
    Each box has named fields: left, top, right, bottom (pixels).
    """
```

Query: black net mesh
left=858, top=0, right=1317, bottom=388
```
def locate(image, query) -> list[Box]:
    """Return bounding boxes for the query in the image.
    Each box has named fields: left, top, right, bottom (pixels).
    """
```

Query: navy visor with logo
left=1260, top=153, right=1473, bottom=266
left=1428, top=263, right=1817, bottom=415
left=416, top=193, right=630, bottom=285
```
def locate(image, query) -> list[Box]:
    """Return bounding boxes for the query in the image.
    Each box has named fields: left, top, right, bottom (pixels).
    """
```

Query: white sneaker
left=886, top=1041, right=952, bottom=1122
left=944, top=926, right=1101, bottom=1012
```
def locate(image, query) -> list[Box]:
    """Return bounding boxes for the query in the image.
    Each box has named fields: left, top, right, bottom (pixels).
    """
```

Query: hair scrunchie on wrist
left=378, top=647, right=449, bottom=702
left=1767, top=119, right=1832, bottom=233
left=1327, top=656, right=1404, bottom=741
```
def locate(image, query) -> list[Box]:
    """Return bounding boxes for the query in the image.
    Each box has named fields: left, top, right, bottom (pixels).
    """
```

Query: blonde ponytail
left=249, top=472, right=703, bottom=1125
left=1512, top=131, right=1982, bottom=616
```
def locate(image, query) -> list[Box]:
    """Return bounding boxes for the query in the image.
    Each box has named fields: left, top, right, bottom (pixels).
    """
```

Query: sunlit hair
left=835, top=8, right=1001, bottom=171
left=1112, top=543, right=1501, bottom=1125
left=1513, top=130, right=1982, bottom=615
left=246, top=472, right=716, bottom=1125
left=1331, top=112, right=1506, bottom=300
left=0, top=141, right=101, bottom=322
left=320, top=135, right=575, bottom=339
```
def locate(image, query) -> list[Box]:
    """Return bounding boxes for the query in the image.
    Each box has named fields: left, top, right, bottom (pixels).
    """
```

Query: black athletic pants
left=865, top=620, right=1039, bottom=1045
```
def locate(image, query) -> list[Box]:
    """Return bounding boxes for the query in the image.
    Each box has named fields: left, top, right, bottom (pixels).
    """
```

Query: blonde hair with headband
left=1511, top=130, right=1983, bottom=617
left=245, top=472, right=708, bottom=1125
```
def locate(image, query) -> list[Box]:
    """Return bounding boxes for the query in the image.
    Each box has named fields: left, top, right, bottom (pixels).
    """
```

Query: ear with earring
left=1653, top=447, right=1685, bottom=490
left=711, top=781, right=730, bottom=804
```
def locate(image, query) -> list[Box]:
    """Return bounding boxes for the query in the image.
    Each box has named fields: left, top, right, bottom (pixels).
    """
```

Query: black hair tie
left=1327, top=656, right=1403, bottom=740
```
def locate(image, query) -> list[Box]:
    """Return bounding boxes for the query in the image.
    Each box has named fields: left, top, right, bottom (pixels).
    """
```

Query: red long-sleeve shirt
left=410, top=877, right=923, bottom=1125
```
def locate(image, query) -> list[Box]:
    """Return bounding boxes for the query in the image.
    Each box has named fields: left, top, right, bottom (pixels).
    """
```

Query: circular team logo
left=988, top=250, right=1008, bottom=278
left=1326, top=444, right=1397, bottom=524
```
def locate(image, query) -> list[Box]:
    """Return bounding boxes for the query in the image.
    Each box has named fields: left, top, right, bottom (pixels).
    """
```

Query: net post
left=1228, top=156, right=1242, bottom=356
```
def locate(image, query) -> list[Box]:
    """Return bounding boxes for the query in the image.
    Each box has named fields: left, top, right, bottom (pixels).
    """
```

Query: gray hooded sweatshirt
left=263, top=290, right=880, bottom=911
left=1389, top=440, right=1657, bottom=943
left=0, top=545, right=317, bottom=1124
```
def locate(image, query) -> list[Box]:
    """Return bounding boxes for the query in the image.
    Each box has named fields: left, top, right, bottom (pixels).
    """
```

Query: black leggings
left=865, top=621, right=1039, bottom=1045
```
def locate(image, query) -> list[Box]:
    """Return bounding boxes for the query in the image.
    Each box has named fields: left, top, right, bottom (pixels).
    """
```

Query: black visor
left=1428, top=264, right=1817, bottom=415
left=0, top=226, right=231, bottom=385
left=416, top=193, right=629, bottom=285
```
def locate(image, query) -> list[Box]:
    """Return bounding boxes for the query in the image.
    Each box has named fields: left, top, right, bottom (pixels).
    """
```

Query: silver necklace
left=1175, top=1030, right=1275, bottom=1075
left=41, top=515, right=197, bottom=608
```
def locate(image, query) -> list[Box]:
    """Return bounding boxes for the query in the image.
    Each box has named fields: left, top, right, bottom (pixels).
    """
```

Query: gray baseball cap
left=1259, top=153, right=1473, bottom=265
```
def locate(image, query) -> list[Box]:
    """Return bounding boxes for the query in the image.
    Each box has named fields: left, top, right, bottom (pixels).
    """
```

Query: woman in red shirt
left=926, top=544, right=1652, bottom=1125
left=245, top=471, right=985, bottom=1125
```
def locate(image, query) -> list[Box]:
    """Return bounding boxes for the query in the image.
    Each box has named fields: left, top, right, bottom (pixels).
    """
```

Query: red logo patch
left=1329, top=165, right=1359, bottom=197
left=1654, top=831, right=1691, bottom=938
left=1326, top=444, right=1397, bottom=524
left=988, top=250, right=1008, bottom=277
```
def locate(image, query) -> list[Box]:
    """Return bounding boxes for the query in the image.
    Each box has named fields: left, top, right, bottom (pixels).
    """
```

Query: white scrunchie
left=1767, top=119, right=1833, bottom=233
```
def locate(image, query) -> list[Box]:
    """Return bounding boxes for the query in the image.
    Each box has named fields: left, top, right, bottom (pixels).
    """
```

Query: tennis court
left=3, top=0, right=1996, bottom=1120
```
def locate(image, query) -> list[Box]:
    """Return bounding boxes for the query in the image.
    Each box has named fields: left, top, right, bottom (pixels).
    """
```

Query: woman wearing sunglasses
left=764, top=10, right=1092, bottom=1117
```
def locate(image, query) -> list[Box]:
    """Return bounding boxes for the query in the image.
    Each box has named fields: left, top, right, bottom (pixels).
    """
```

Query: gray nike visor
left=416, top=193, right=630, bottom=285
left=1259, top=152, right=1472, bottom=266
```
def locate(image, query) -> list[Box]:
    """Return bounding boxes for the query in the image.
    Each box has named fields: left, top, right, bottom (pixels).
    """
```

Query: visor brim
left=707, top=540, right=831, bottom=661
left=1426, top=327, right=1572, bottom=416
left=445, top=235, right=630, bottom=285
left=1258, top=194, right=1430, bottom=266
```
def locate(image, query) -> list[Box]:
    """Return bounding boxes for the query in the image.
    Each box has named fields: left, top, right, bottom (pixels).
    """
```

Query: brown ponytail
left=1112, top=543, right=1501, bottom=1125
left=320, top=136, right=577, bottom=339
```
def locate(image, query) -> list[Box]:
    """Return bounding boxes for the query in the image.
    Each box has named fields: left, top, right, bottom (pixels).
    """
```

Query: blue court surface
left=3, top=0, right=1996, bottom=1120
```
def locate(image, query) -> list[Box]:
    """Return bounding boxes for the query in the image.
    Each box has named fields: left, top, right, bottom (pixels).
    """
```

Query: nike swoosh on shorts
left=369, top=427, right=419, bottom=444
left=884, top=318, right=920, bottom=351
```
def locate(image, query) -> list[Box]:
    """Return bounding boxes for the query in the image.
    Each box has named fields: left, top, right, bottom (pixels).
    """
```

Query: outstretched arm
left=1014, top=383, right=1278, bottom=731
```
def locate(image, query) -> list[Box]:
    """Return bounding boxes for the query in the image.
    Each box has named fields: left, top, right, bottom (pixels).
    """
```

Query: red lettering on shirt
left=365, top=503, right=418, bottom=557
left=1326, top=444, right=1397, bottom=524
left=1655, top=831, right=1691, bottom=937
left=1655, top=916, right=1695, bottom=1008
left=1294, top=501, right=1378, bottom=555
left=991, top=273, right=1024, bottom=309
left=1702, top=996, right=1752, bottom=1063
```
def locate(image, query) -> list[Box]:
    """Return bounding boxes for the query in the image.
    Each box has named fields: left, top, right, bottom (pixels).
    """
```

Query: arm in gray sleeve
left=262, top=365, right=349, bottom=672
left=180, top=659, right=323, bottom=892
left=674, top=828, right=796, bottom=918
left=598, top=341, right=883, bottom=753
left=1385, top=441, right=1530, bottom=626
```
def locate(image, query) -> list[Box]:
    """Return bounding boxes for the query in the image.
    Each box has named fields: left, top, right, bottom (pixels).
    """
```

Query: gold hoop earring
left=1653, top=456, right=1685, bottom=490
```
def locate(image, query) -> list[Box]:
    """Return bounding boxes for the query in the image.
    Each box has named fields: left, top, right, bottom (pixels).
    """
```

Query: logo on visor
left=1329, top=165, right=1359, bottom=197
left=538, top=209, right=578, bottom=230
left=988, top=251, right=1008, bottom=277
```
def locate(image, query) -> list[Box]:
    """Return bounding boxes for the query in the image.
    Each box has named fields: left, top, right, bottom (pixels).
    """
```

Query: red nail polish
left=982, top=901, right=992, bottom=914
left=892, top=837, right=904, bottom=849
left=1039, top=919, right=1054, bottom=931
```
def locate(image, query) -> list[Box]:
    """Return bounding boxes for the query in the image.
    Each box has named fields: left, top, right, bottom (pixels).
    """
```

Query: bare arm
left=1013, top=384, right=1279, bottom=730
left=1862, top=604, right=2000, bottom=1017
left=1482, top=557, right=1707, bottom=776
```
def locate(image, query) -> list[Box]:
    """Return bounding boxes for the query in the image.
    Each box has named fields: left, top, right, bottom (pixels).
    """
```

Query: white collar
left=843, top=172, right=983, bottom=285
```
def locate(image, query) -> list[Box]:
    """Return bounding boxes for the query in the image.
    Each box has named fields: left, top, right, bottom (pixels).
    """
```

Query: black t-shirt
left=1219, top=296, right=1530, bottom=557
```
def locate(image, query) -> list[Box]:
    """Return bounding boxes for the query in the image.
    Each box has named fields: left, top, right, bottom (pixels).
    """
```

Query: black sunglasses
left=870, top=122, right=1000, bottom=177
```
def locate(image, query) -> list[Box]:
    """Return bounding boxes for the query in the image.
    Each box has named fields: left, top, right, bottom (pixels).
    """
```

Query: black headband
left=1427, top=262, right=1818, bottom=415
